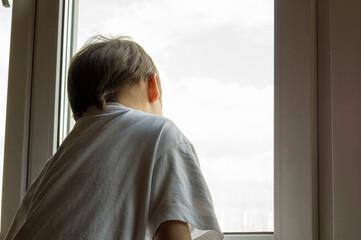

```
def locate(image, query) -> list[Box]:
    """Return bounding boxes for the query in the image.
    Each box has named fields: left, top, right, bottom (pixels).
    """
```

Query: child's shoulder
left=138, top=111, right=184, bottom=138
left=128, top=110, right=190, bottom=146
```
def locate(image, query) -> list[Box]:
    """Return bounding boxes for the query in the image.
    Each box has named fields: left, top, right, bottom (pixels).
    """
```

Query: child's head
left=68, top=35, right=162, bottom=119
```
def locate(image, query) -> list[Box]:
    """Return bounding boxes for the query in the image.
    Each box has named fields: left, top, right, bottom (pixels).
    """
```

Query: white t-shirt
left=5, top=103, right=224, bottom=240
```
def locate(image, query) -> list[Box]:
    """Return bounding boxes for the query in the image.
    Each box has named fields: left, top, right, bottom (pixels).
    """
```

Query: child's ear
left=147, top=73, right=160, bottom=103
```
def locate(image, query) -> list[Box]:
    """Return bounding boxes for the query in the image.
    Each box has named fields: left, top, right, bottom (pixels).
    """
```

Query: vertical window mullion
left=27, top=0, right=63, bottom=183
left=1, top=0, right=37, bottom=237
left=59, top=0, right=78, bottom=146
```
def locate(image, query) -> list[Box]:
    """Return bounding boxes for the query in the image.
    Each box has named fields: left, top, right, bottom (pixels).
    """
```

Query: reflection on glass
left=0, top=4, right=13, bottom=223
left=75, top=0, right=274, bottom=232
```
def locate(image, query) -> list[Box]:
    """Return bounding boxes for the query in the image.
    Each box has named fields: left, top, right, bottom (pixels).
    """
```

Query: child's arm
left=153, top=220, right=191, bottom=240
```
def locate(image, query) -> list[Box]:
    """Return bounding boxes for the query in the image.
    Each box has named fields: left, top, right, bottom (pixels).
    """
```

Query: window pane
left=0, top=3, right=13, bottom=224
left=59, top=0, right=77, bottom=146
left=72, top=0, right=274, bottom=232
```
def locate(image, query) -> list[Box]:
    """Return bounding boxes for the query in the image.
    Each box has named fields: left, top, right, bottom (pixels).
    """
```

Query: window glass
left=0, top=2, right=13, bottom=223
left=71, top=0, right=274, bottom=232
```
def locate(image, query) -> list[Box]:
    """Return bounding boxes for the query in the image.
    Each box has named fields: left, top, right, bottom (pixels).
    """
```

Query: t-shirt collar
left=82, top=102, right=129, bottom=117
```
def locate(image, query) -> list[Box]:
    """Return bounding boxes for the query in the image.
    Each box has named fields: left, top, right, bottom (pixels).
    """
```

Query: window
left=58, top=0, right=275, bottom=233
left=0, top=2, right=12, bottom=226
left=1, top=0, right=318, bottom=239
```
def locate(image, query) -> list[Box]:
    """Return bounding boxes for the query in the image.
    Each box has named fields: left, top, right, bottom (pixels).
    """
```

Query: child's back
left=4, top=36, right=223, bottom=240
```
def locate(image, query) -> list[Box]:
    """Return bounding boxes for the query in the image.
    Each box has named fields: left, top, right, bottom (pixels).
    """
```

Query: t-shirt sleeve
left=148, top=142, right=224, bottom=240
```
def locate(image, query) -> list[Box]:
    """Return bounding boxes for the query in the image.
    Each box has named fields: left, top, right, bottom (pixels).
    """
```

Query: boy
left=4, top=36, right=223, bottom=240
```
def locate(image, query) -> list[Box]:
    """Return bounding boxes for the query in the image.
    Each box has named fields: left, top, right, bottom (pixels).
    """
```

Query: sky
left=0, top=0, right=274, bottom=232
left=77, top=0, right=274, bottom=232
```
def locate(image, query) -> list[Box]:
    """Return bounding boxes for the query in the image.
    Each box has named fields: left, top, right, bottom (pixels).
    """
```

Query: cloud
left=77, top=0, right=273, bottom=89
left=162, top=76, right=273, bottom=158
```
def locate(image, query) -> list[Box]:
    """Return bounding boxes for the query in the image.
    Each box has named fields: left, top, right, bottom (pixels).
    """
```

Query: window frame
left=1, top=0, right=318, bottom=239
left=0, top=0, right=63, bottom=236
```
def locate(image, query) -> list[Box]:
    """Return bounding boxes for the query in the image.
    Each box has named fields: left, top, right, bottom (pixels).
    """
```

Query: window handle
left=2, top=0, right=10, bottom=8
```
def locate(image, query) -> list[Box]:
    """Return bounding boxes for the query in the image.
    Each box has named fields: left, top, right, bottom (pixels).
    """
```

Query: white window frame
left=0, top=0, right=63, bottom=236
left=1, top=0, right=318, bottom=239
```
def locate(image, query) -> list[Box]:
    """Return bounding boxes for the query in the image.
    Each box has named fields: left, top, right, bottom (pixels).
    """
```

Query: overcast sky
left=77, top=0, right=274, bottom=232
left=0, top=0, right=274, bottom=232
